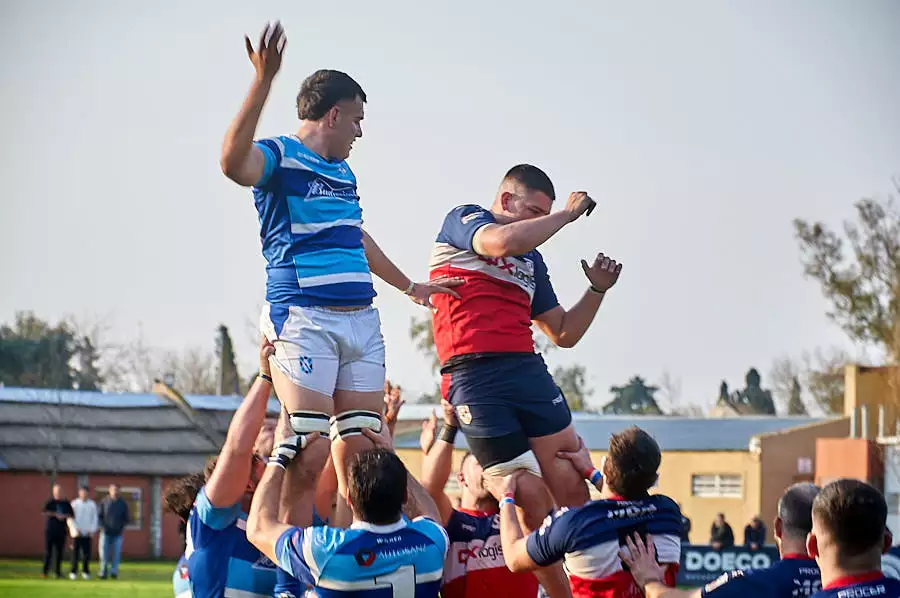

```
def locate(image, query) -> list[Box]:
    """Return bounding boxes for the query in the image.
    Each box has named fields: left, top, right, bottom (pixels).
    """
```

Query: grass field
left=0, top=559, right=176, bottom=598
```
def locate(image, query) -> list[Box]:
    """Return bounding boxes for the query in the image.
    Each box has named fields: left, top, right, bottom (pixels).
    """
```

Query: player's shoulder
left=447, top=509, right=498, bottom=539
left=649, top=493, right=681, bottom=515
left=444, top=204, right=494, bottom=223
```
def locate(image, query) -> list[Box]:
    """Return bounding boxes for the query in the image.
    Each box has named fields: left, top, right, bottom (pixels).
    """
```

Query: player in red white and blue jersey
left=807, top=479, right=900, bottom=598
left=221, top=21, right=460, bottom=530
left=428, top=164, right=622, bottom=527
left=623, top=482, right=823, bottom=598
left=247, top=410, right=448, bottom=598
left=489, top=426, right=682, bottom=598
left=419, top=400, right=541, bottom=598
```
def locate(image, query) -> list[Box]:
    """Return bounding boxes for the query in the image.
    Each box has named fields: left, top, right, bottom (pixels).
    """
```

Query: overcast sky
left=2, top=0, right=899, bottom=410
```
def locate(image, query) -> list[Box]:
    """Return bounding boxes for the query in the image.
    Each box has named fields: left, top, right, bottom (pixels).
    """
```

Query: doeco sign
left=677, top=546, right=779, bottom=586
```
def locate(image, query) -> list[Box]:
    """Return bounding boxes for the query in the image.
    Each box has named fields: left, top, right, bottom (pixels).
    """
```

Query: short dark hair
left=813, top=478, right=887, bottom=559
left=79, top=485, right=89, bottom=491
left=348, top=449, right=407, bottom=525
left=297, top=70, right=366, bottom=121
left=605, top=426, right=661, bottom=499
left=203, top=456, right=219, bottom=482
left=163, top=472, right=205, bottom=522
left=778, top=483, right=820, bottom=539
left=503, top=164, right=556, bottom=201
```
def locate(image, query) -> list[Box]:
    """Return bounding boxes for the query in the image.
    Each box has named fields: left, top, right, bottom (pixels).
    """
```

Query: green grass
left=0, top=559, right=176, bottom=598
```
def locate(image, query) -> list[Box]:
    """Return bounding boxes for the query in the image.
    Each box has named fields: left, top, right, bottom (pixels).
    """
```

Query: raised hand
left=440, top=400, right=458, bottom=427
left=563, top=191, right=596, bottom=222
left=407, top=276, right=465, bottom=309
left=581, top=253, right=622, bottom=293
left=383, top=387, right=405, bottom=429
left=245, top=21, right=286, bottom=83
left=419, top=411, right=438, bottom=454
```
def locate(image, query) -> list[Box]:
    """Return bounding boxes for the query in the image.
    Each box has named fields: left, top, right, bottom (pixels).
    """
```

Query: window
left=691, top=474, right=743, bottom=498
left=95, top=486, right=143, bottom=530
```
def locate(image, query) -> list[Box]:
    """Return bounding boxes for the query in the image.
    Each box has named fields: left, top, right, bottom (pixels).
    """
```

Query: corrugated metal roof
left=0, top=386, right=166, bottom=408
left=393, top=415, right=833, bottom=452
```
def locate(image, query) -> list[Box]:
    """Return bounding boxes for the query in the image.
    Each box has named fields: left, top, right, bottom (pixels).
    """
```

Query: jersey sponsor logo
left=477, top=256, right=536, bottom=289
left=606, top=503, right=658, bottom=520
left=458, top=540, right=503, bottom=564
left=538, top=508, right=568, bottom=536
left=703, top=570, right=741, bottom=593
left=354, top=549, right=377, bottom=567
left=456, top=405, right=472, bottom=425
left=306, top=178, right=357, bottom=200
left=461, top=212, right=481, bottom=224
left=252, top=554, right=278, bottom=570
left=791, top=577, right=821, bottom=596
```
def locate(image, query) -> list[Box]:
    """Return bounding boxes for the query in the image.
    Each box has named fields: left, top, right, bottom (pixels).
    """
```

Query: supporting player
left=220, top=22, right=461, bottom=526
left=182, top=340, right=280, bottom=597
left=488, top=426, right=682, bottom=598
left=428, top=164, right=622, bottom=534
left=247, top=410, right=448, bottom=596
left=807, top=479, right=900, bottom=597
left=420, top=400, right=543, bottom=597
left=622, top=482, right=822, bottom=597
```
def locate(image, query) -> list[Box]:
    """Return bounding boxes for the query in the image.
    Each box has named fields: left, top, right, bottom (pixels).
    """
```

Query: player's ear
left=774, top=516, right=783, bottom=541
left=326, top=105, right=340, bottom=129
left=457, top=471, right=466, bottom=489
left=806, top=532, right=818, bottom=559
left=884, top=529, right=893, bottom=554
left=499, top=191, right=514, bottom=212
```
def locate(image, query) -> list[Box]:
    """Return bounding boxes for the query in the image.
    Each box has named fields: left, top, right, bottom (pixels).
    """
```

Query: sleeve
left=194, top=487, right=241, bottom=531
left=123, top=500, right=131, bottom=524
left=275, top=526, right=315, bottom=584
left=253, top=138, right=283, bottom=188
left=701, top=569, right=760, bottom=597
left=525, top=507, right=577, bottom=567
left=64, top=501, right=74, bottom=516
left=43, top=500, right=53, bottom=513
left=437, top=205, right=496, bottom=252
left=530, top=252, right=560, bottom=318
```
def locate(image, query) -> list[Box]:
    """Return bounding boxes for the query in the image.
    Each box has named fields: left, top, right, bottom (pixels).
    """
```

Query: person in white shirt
left=69, top=486, right=99, bottom=580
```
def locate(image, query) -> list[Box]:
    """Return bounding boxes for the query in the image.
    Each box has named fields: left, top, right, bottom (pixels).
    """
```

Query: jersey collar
left=823, top=571, right=885, bottom=590
left=458, top=507, right=498, bottom=517
left=781, top=553, right=815, bottom=561
left=350, top=518, right=408, bottom=534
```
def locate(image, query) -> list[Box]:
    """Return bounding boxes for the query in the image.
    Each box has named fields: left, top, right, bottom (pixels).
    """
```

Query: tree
left=73, top=336, right=103, bottom=391
left=787, top=377, right=808, bottom=415
left=409, top=315, right=439, bottom=373
left=163, top=348, right=218, bottom=395
left=770, top=357, right=802, bottom=414
left=794, top=186, right=900, bottom=359
left=603, top=376, right=664, bottom=415
left=553, top=364, right=592, bottom=412
left=216, top=324, right=242, bottom=395
left=803, top=347, right=848, bottom=415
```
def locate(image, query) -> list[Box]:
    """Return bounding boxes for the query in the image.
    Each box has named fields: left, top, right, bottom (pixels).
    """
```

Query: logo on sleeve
left=461, top=212, right=481, bottom=224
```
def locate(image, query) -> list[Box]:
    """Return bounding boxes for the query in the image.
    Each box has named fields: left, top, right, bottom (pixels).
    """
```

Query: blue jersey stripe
left=286, top=195, right=362, bottom=225
left=290, top=226, right=365, bottom=253
left=293, top=247, right=371, bottom=279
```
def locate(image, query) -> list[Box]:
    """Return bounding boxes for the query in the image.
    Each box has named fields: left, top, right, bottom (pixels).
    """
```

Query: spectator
left=42, top=483, right=73, bottom=579
left=98, top=483, right=130, bottom=579
left=710, top=513, right=735, bottom=550
left=679, top=504, right=692, bottom=544
left=69, top=485, right=98, bottom=580
left=744, top=516, right=767, bottom=550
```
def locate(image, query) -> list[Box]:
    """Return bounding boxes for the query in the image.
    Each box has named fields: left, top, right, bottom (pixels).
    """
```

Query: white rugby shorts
left=260, top=304, right=386, bottom=397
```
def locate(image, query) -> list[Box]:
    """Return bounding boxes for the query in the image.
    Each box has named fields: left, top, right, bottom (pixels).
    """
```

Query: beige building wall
left=845, top=365, right=900, bottom=440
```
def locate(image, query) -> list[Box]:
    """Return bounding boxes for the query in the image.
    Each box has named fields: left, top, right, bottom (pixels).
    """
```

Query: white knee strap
left=329, top=410, right=382, bottom=441
left=483, top=450, right=543, bottom=478
left=289, top=411, right=331, bottom=437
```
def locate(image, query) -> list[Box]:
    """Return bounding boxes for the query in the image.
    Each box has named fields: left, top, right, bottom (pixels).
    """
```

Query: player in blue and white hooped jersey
left=623, top=483, right=824, bottom=598
left=807, top=479, right=900, bottom=598
left=183, top=340, right=280, bottom=598
left=220, top=21, right=461, bottom=529
left=247, top=409, right=448, bottom=598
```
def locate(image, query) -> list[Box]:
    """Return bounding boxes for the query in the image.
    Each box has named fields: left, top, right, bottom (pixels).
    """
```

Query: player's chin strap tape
left=329, top=410, right=382, bottom=441
left=483, top=450, right=543, bottom=478
left=289, top=411, right=331, bottom=437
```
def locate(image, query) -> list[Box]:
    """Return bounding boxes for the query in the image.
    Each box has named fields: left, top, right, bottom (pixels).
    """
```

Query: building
left=393, top=413, right=849, bottom=545
left=0, top=386, right=282, bottom=560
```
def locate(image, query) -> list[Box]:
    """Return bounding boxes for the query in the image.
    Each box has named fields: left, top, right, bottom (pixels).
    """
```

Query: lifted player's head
left=297, top=69, right=366, bottom=162
left=458, top=451, right=491, bottom=502
left=808, top=479, right=891, bottom=571
left=164, top=471, right=206, bottom=522
left=603, top=426, right=661, bottom=500
left=774, top=482, right=820, bottom=549
left=348, top=448, right=408, bottom=525
left=493, top=164, right=555, bottom=223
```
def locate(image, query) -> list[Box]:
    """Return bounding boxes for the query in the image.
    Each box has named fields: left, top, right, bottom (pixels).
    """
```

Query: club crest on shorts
left=456, top=405, right=472, bottom=425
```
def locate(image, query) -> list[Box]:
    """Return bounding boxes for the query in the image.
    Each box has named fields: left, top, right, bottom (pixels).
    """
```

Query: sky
left=1, top=1, right=899, bottom=411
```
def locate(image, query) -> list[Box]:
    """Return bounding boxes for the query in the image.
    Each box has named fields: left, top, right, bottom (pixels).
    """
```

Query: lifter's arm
left=205, top=339, right=274, bottom=508
left=487, top=474, right=541, bottom=573
left=533, top=253, right=622, bottom=349
left=419, top=402, right=458, bottom=525
left=472, top=192, right=594, bottom=258
left=220, top=23, right=284, bottom=187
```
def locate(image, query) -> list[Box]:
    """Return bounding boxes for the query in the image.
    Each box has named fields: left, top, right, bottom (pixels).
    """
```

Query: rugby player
left=420, top=400, right=543, bottom=597
left=621, top=482, right=822, bottom=597
left=180, top=338, right=280, bottom=597
left=489, top=426, right=682, bottom=598
left=220, top=21, right=461, bottom=527
left=427, top=163, right=622, bottom=526
left=807, top=479, right=900, bottom=597
left=247, top=411, right=448, bottom=596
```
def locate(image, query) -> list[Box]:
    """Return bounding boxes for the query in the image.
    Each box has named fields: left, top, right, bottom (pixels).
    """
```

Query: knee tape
left=329, top=410, right=382, bottom=441
left=483, top=450, right=543, bottom=478
left=289, top=411, right=331, bottom=438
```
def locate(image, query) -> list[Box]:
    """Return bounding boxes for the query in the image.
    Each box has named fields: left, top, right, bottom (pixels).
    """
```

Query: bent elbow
left=507, top=560, right=530, bottom=574
left=555, top=336, right=576, bottom=349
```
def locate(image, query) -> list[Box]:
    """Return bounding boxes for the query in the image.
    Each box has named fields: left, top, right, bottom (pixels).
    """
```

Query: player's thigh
left=528, top=423, right=589, bottom=508
left=261, top=304, right=339, bottom=413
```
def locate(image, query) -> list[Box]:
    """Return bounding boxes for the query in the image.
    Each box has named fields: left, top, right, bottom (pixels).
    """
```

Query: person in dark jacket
left=98, top=484, right=130, bottom=579
left=744, top=516, right=767, bottom=550
left=710, top=513, right=735, bottom=550
left=678, top=503, right=692, bottom=544
left=42, top=483, right=74, bottom=578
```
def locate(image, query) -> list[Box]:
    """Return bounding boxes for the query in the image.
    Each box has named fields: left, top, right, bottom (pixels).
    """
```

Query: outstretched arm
left=533, top=253, right=622, bottom=348
left=205, top=339, right=274, bottom=508
left=220, top=23, right=285, bottom=187
left=472, top=192, right=594, bottom=258
left=419, top=402, right=457, bottom=525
